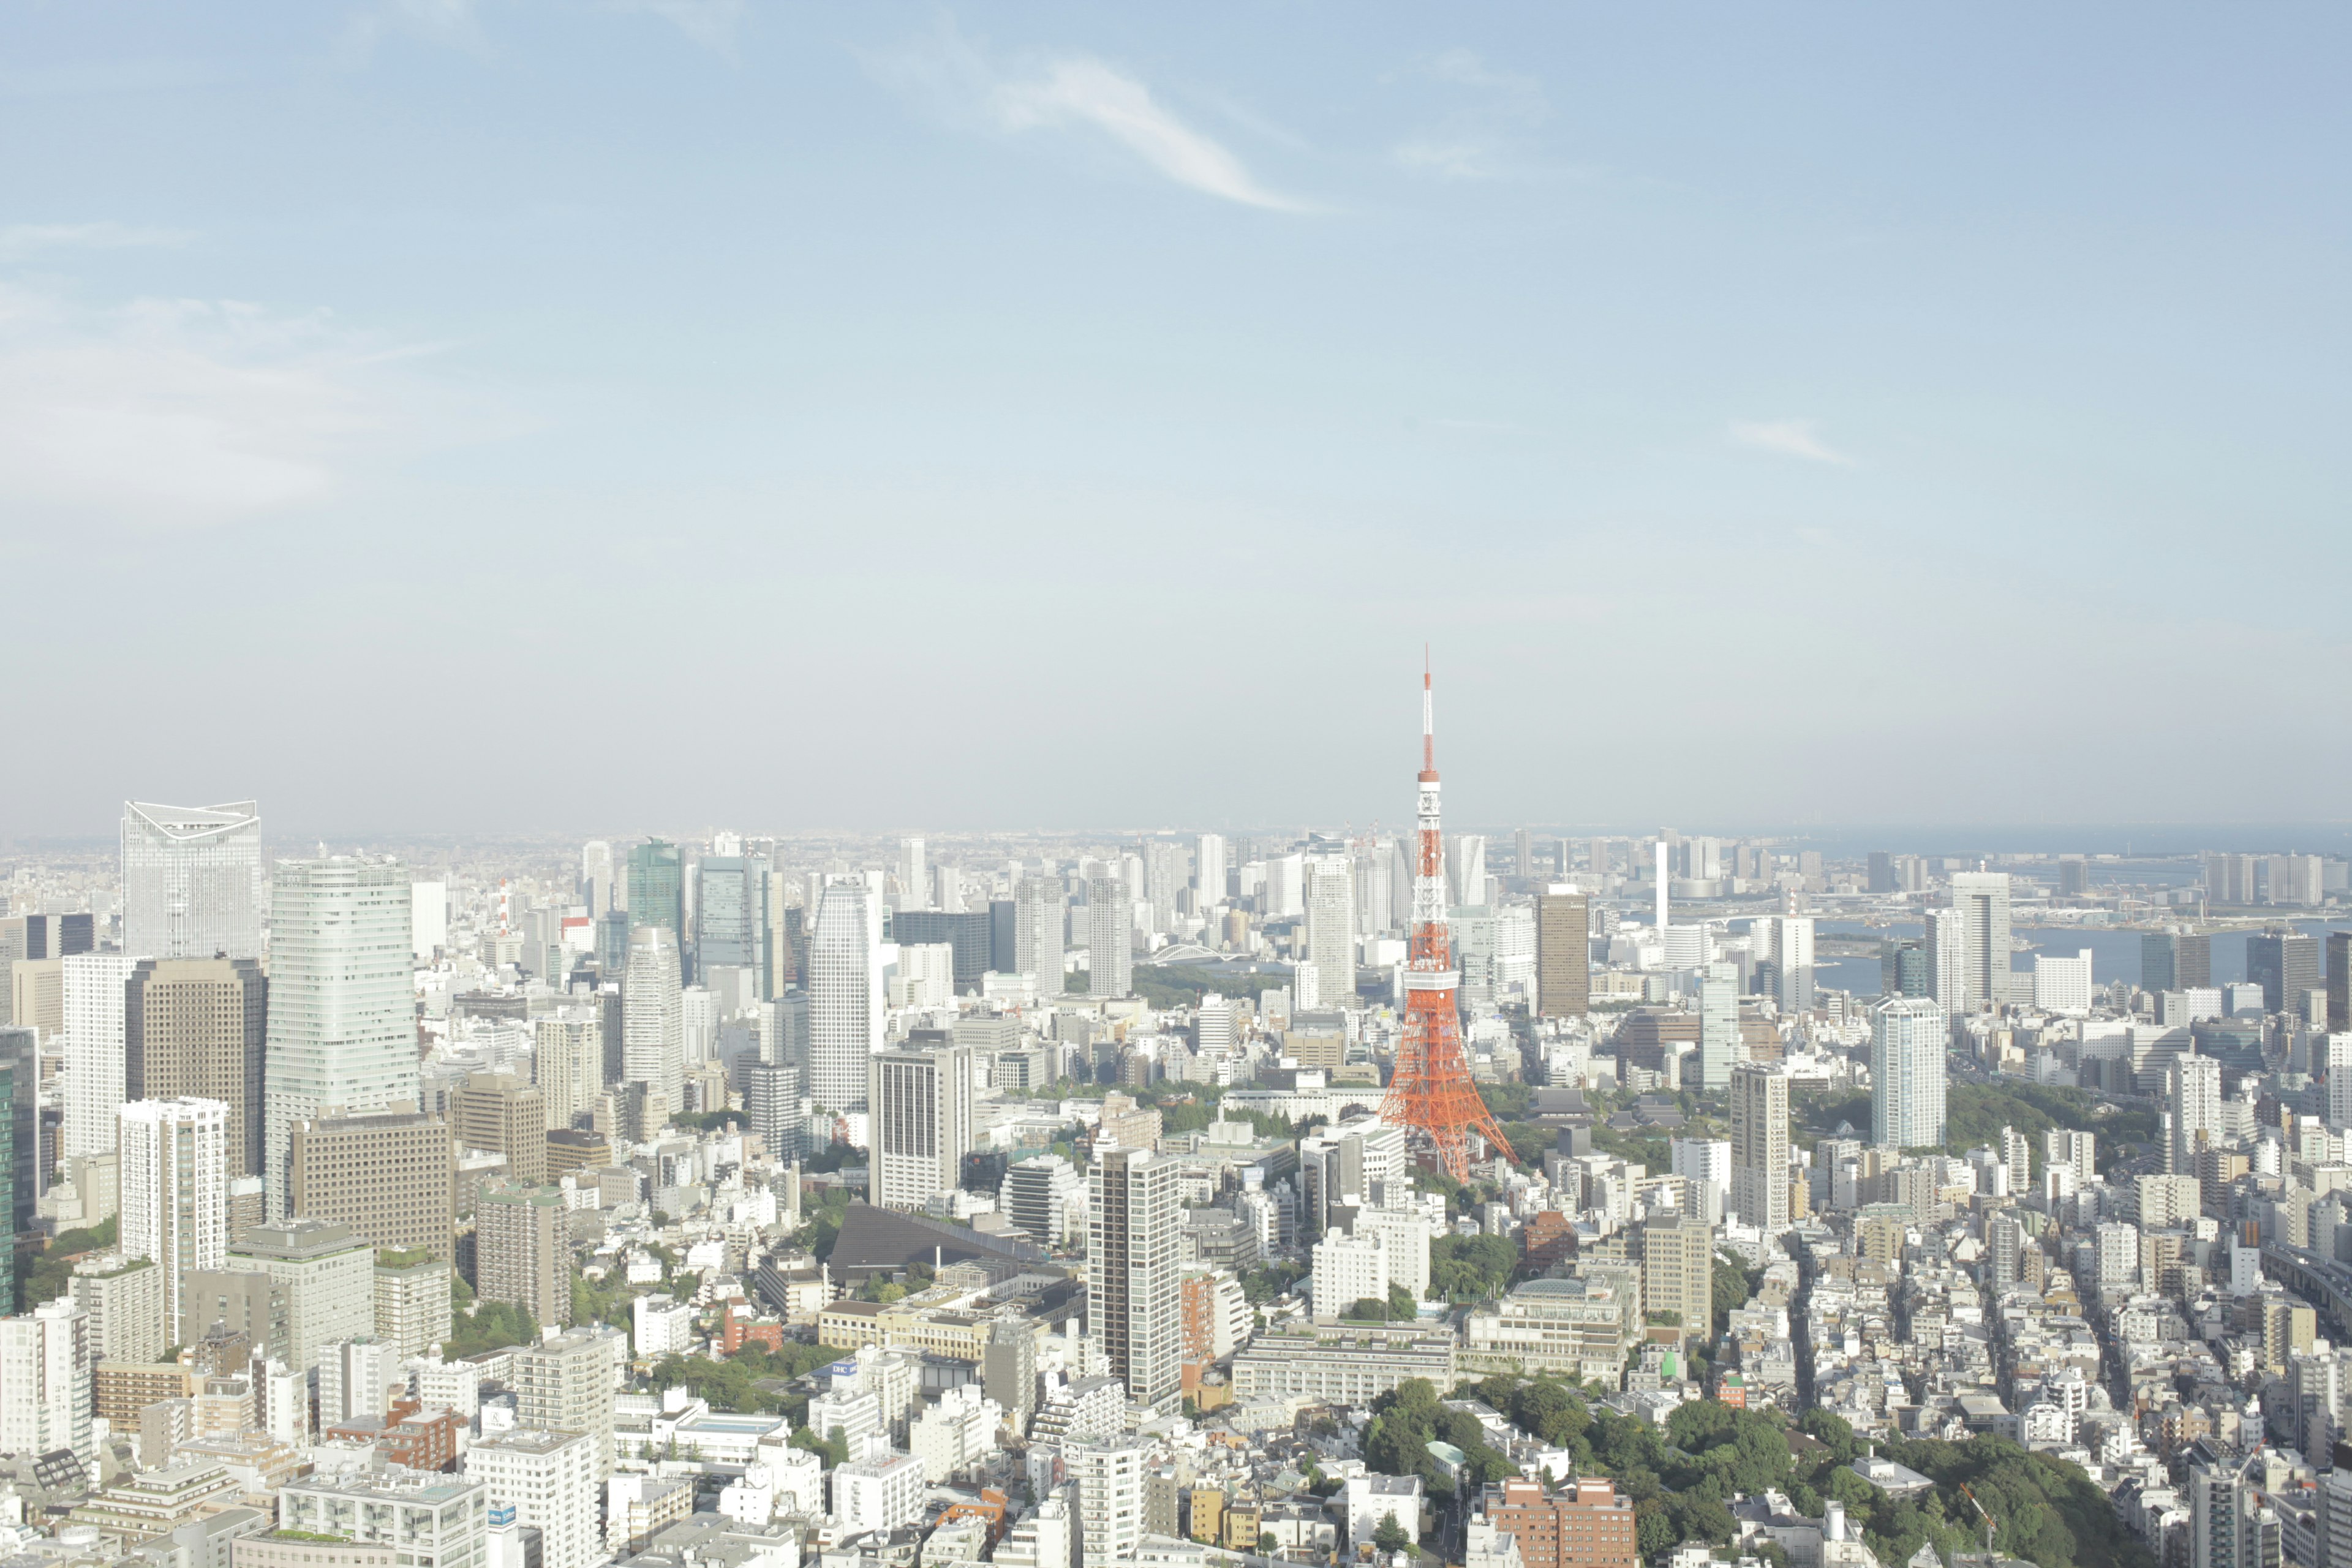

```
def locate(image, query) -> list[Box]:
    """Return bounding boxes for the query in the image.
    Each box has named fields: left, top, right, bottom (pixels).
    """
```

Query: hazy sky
left=4, top=4, right=2347, bottom=840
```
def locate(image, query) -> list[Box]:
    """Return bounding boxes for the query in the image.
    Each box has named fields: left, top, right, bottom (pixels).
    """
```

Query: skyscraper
left=809, top=876, right=883, bottom=1113
left=581, top=841, right=614, bottom=917
left=533, top=1010, right=599, bottom=1133
left=118, top=1098, right=228, bottom=1344
left=2168, top=1054, right=2224, bottom=1175
left=1533, top=891, right=1589, bottom=1020
left=121, top=801, right=262, bottom=961
left=1301, top=855, right=1355, bottom=1012
left=1014, top=878, right=1063, bottom=995
left=625, top=840, right=685, bottom=944
left=1086, top=876, right=1131, bottom=1000
left=1088, top=1147, right=1178, bottom=1404
left=1728, top=1064, right=1789, bottom=1232
left=1925, top=907, right=1968, bottom=1017
left=126, top=957, right=267, bottom=1178
left=899, top=838, right=928, bottom=910
left=63, top=951, right=141, bottom=1164
left=1760, top=916, right=1814, bottom=1012
left=695, top=856, right=771, bottom=996
left=1194, top=835, right=1228, bottom=907
left=2247, top=932, right=2320, bottom=1017
left=2331, top=931, right=2352, bottom=1034
left=867, top=1044, right=975, bottom=1212
left=1, top=1027, right=36, bottom=1245
left=262, top=859, right=417, bottom=1219
left=1871, top=996, right=1948, bottom=1149
left=1696, top=973, right=1740, bottom=1093
left=1949, top=870, right=2013, bottom=1012
left=622, top=926, right=682, bottom=1126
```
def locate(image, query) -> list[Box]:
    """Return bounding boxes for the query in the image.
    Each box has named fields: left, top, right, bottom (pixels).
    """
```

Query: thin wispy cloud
left=873, top=21, right=1309, bottom=212
left=0, top=222, right=192, bottom=260
left=607, top=0, right=745, bottom=53
left=1393, top=47, right=1547, bottom=182
left=339, top=0, right=487, bottom=63
left=1730, top=418, right=1858, bottom=467
left=0, top=277, right=512, bottom=528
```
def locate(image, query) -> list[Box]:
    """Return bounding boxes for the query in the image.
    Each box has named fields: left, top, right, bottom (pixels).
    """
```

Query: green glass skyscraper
left=625, top=839, right=685, bottom=957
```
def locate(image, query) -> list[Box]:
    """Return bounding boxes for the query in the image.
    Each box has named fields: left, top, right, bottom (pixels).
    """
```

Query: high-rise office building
left=230, top=1218, right=373, bottom=1371
left=810, top=876, right=883, bottom=1113
left=64, top=951, right=141, bottom=1164
left=1086, top=877, right=1132, bottom=1001
left=1195, top=835, right=1229, bottom=906
left=1696, top=973, right=1740, bottom=1093
left=1728, top=1064, right=1789, bottom=1233
left=477, top=1185, right=570, bottom=1329
left=121, top=801, right=263, bottom=962
left=2332, top=931, right=2352, bottom=1035
left=2248, top=932, right=2320, bottom=1018
left=625, top=840, right=685, bottom=949
left=126, top=957, right=267, bottom=1179
left=695, top=856, right=771, bottom=997
left=118, top=1098, right=228, bottom=1345
left=1, top=1026, right=38, bottom=1244
left=1015, top=878, right=1063, bottom=996
left=262, top=859, right=416, bottom=1220
left=1871, top=996, right=1948, bottom=1150
left=581, top=841, right=614, bottom=918
left=1088, top=1148, right=1178, bottom=1404
left=622, top=925, right=682, bottom=1127
left=1636, top=1213, right=1713, bottom=1349
left=288, top=1109, right=457, bottom=1262
left=1533, top=891, right=1589, bottom=1020
left=897, top=837, right=929, bottom=910
left=868, top=1044, right=975, bottom=1212
left=0, top=914, right=94, bottom=965
left=0, top=1055, right=14, bottom=1309
left=1866, top=852, right=1896, bottom=894
left=450, top=1074, right=548, bottom=1186
left=1949, top=871, right=2013, bottom=1012
left=1301, top=856, right=1355, bottom=1012
left=744, top=1061, right=803, bottom=1163
left=1758, top=916, right=1814, bottom=1012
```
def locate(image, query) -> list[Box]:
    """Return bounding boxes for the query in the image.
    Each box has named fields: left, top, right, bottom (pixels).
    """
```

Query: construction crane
left=1959, top=1485, right=1997, bottom=1553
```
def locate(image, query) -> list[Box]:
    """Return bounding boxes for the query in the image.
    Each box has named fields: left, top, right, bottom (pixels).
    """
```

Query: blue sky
left=3, top=3, right=2346, bottom=839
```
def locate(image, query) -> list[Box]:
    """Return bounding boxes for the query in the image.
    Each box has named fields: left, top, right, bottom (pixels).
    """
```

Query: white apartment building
left=832, top=1449, right=924, bottom=1534
left=1311, top=1227, right=1390, bottom=1321
left=466, top=1430, right=600, bottom=1568
left=119, top=1097, right=228, bottom=1344
left=64, top=951, right=141, bottom=1164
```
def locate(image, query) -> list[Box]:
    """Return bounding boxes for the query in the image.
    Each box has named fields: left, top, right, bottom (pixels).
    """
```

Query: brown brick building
left=1479, top=1478, right=1638, bottom=1568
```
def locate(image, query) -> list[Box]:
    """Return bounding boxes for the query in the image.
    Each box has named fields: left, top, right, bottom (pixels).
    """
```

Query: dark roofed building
left=823, top=1202, right=1045, bottom=1284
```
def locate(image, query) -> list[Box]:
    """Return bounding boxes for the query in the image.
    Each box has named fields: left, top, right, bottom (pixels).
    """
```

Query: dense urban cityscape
left=4, top=694, right=2352, bottom=1568
left=5, top=12, right=2343, bottom=1568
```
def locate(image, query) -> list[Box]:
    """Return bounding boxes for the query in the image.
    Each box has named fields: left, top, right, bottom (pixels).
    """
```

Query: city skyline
left=5, top=6, right=2351, bottom=831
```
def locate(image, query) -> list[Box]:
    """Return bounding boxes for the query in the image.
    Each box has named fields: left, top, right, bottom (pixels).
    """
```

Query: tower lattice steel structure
left=1379, top=664, right=1515, bottom=1179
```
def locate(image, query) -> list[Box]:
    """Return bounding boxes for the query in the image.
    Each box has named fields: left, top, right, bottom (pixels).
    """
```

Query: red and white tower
left=1379, top=662, right=1515, bottom=1179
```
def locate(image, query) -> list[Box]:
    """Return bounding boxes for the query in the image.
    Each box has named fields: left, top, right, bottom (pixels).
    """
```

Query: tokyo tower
left=1379, top=663, right=1515, bottom=1180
